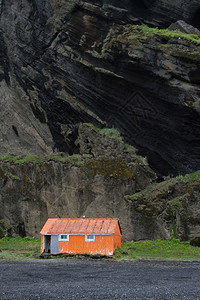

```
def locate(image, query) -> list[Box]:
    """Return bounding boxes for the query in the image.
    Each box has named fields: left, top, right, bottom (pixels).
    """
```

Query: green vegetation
left=139, top=25, right=200, bottom=44
left=0, top=220, right=11, bottom=238
left=1, top=237, right=200, bottom=261
left=0, top=167, right=20, bottom=180
left=127, top=180, right=176, bottom=204
left=84, top=123, right=123, bottom=142
left=113, top=239, right=200, bottom=261
left=84, top=157, right=134, bottom=180
left=172, top=50, right=200, bottom=62
left=84, top=123, right=137, bottom=154
left=115, top=24, right=200, bottom=45
left=176, top=170, right=200, bottom=184
left=0, top=155, right=44, bottom=164
left=47, top=154, right=92, bottom=166
left=101, top=24, right=200, bottom=61
left=0, top=237, right=41, bottom=260
left=0, top=154, right=92, bottom=166
left=6, top=172, right=21, bottom=180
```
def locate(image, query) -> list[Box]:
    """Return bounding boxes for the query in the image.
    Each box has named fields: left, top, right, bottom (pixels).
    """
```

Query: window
left=59, top=234, right=69, bottom=241
left=85, top=235, right=95, bottom=242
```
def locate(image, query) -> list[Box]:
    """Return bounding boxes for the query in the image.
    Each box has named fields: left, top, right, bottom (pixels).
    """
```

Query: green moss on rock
left=84, top=123, right=123, bottom=142
left=84, top=157, right=134, bottom=180
left=190, top=237, right=200, bottom=247
left=101, top=24, right=200, bottom=63
left=0, top=154, right=92, bottom=166
left=0, top=155, right=44, bottom=164
left=172, top=50, right=200, bottom=62
left=0, top=167, right=7, bottom=179
left=116, top=24, right=200, bottom=45
left=0, top=219, right=11, bottom=238
left=47, top=154, right=92, bottom=165
left=6, top=172, right=20, bottom=180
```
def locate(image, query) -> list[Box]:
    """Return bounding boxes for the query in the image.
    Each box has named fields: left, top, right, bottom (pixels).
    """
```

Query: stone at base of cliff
left=168, top=20, right=200, bottom=35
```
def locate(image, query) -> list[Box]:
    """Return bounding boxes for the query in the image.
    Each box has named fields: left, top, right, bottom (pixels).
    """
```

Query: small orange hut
left=40, top=218, right=121, bottom=255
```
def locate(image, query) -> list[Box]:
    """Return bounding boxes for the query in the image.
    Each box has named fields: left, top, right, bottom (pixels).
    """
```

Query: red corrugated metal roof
left=40, top=218, right=121, bottom=235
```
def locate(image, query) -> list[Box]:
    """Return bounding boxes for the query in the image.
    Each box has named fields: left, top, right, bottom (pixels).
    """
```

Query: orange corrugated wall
left=41, top=235, right=44, bottom=253
left=59, top=222, right=121, bottom=255
left=41, top=222, right=121, bottom=255
left=59, top=235, right=113, bottom=255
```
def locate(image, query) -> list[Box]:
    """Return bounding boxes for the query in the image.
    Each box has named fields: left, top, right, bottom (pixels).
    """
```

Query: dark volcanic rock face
left=0, top=124, right=157, bottom=241
left=0, top=0, right=200, bottom=175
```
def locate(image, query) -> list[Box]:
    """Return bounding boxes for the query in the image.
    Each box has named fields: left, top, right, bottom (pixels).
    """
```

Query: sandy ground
left=0, top=259, right=200, bottom=299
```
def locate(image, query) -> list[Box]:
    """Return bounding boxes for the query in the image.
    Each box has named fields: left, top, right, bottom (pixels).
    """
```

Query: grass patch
left=116, top=24, right=200, bottom=45
left=1, top=237, right=200, bottom=261
left=0, top=154, right=92, bottom=166
left=47, top=154, right=91, bottom=165
left=114, top=239, right=200, bottom=261
left=139, top=25, right=200, bottom=44
left=84, top=123, right=123, bottom=142
left=84, top=123, right=137, bottom=154
left=0, top=237, right=41, bottom=260
left=176, top=170, right=200, bottom=184
left=0, top=155, right=44, bottom=164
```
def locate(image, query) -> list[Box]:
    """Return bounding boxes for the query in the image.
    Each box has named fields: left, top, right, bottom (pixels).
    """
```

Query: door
left=43, top=235, right=51, bottom=253
left=51, top=235, right=59, bottom=254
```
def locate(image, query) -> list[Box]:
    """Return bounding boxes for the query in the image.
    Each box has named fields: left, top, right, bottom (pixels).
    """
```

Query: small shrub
left=190, top=237, right=200, bottom=247
left=113, top=247, right=129, bottom=259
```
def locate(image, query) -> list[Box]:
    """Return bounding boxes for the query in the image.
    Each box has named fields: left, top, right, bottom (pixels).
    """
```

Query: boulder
left=168, top=20, right=200, bottom=36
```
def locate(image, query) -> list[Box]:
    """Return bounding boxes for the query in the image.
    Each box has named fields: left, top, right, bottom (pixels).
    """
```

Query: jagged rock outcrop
left=0, top=124, right=156, bottom=241
left=0, top=0, right=200, bottom=175
left=168, top=20, right=200, bottom=36
left=126, top=171, right=200, bottom=241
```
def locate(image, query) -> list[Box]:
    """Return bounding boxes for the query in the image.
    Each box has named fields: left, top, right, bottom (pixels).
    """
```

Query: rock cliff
left=126, top=172, right=200, bottom=241
left=0, top=0, right=200, bottom=240
left=0, top=0, right=200, bottom=175
left=0, top=124, right=157, bottom=241
left=1, top=124, right=200, bottom=241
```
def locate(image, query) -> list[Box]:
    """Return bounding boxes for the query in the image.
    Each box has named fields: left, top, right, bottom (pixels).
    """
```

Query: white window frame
left=59, top=234, right=69, bottom=241
left=85, top=235, right=95, bottom=242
